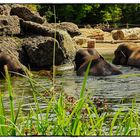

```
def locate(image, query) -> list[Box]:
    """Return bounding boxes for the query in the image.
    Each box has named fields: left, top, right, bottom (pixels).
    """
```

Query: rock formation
left=0, top=4, right=81, bottom=76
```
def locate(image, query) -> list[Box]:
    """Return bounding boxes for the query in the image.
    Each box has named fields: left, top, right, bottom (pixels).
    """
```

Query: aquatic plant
left=0, top=58, right=140, bottom=136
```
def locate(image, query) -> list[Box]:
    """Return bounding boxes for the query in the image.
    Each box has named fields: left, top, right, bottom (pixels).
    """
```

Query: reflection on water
left=56, top=65, right=140, bottom=110
left=0, top=54, right=140, bottom=115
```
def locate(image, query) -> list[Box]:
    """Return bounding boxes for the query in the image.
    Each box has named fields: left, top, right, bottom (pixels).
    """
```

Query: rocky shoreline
left=0, top=4, right=105, bottom=77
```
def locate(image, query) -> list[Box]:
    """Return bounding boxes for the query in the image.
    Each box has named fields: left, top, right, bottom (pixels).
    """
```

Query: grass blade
left=109, top=108, right=122, bottom=135
left=0, top=93, right=7, bottom=136
left=4, top=65, right=16, bottom=136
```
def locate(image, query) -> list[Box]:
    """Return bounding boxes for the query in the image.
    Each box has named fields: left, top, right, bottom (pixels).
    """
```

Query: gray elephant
left=112, top=43, right=140, bottom=68
left=0, top=52, right=24, bottom=77
left=74, top=48, right=122, bottom=76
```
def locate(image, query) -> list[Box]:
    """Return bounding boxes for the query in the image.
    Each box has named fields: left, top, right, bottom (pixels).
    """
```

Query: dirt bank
left=95, top=43, right=118, bottom=55
left=95, top=31, right=140, bottom=55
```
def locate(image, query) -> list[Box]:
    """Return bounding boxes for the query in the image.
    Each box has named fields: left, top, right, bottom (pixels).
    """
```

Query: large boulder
left=10, top=6, right=45, bottom=24
left=0, top=37, right=27, bottom=77
left=0, top=4, right=11, bottom=15
left=21, top=36, right=65, bottom=70
left=20, top=20, right=64, bottom=49
left=0, top=37, right=21, bottom=57
left=56, top=29, right=78, bottom=61
left=0, top=15, right=21, bottom=36
left=20, top=20, right=79, bottom=64
left=51, top=22, right=81, bottom=37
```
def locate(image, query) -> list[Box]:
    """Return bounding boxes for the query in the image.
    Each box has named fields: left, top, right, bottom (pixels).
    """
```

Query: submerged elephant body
left=0, top=52, right=23, bottom=77
left=74, top=48, right=122, bottom=76
left=112, top=43, right=140, bottom=68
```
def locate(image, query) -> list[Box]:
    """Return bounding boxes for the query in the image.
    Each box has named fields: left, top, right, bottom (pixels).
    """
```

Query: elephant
left=112, top=43, right=140, bottom=68
left=74, top=48, right=122, bottom=76
left=0, top=52, right=24, bottom=77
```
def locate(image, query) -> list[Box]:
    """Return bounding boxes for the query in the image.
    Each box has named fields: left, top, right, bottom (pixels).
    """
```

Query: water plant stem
left=52, top=5, right=56, bottom=94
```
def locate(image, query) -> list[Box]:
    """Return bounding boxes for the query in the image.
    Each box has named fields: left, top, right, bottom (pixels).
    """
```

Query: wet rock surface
left=0, top=15, right=20, bottom=36
left=21, top=36, right=65, bottom=70
left=51, top=22, right=81, bottom=37
left=10, top=6, right=45, bottom=24
left=0, top=4, right=83, bottom=75
left=0, top=37, right=24, bottom=76
left=0, top=4, right=11, bottom=16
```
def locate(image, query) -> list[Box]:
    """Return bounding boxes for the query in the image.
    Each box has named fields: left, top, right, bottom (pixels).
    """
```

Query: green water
left=0, top=53, right=140, bottom=116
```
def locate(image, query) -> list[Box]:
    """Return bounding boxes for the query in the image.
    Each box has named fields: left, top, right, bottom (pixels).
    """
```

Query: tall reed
left=4, top=65, right=16, bottom=136
left=0, top=91, right=7, bottom=136
left=52, top=5, right=57, bottom=94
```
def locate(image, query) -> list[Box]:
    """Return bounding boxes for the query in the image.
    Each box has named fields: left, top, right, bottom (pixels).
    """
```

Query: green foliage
left=101, top=4, right=122, bottom=23
left=38, top=4, right=82, bottom=23
left=37, top=4, right=140, bottom=25
left=23, top=4, right=38, bottom=12
left=120, top=4, right=140, bottom=24
left=37, top=5, right=54, bottom=22
left=37, top=4, right=99, bottom=24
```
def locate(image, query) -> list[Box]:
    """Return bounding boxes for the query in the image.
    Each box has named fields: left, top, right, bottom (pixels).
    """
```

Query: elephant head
left=0, top=52, right=24, bottom=77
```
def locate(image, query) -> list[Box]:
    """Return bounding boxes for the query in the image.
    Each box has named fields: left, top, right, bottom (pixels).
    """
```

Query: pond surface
left=1, top=53, right=140, bottom=116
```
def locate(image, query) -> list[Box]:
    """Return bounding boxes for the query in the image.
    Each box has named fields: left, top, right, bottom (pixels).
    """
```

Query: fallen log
left=96, top=39, right=140, bottom=44
left=112, top=28, right=140, bottom=40
left=79, top=28, right=104, bottom=40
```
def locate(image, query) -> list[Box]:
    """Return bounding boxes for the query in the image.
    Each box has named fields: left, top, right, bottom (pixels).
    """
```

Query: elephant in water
left=0, top=51, right=24, bottom=77
left=74, top=48, right=122, bottom=76
left=112, top=43, right=140, bottom=68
